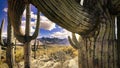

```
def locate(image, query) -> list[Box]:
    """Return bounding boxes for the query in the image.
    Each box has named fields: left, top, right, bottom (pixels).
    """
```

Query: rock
left=53, top=62, right=61, bottom=68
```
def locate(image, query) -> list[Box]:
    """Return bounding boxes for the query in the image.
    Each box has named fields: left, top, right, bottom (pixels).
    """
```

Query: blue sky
left=0, top=0, right=71, bottom=39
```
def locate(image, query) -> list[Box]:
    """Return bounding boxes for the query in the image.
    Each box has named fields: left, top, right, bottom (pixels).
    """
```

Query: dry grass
left=32, top=45, right=78, bottom=58
left=0, top=45, right=78, bottom=67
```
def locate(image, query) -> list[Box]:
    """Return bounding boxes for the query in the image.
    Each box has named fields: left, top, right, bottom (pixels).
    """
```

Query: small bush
left=15, top=46, right=24, bottom=62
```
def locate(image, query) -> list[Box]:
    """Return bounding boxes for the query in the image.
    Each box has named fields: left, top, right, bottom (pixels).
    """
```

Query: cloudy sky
left=0, top=0, right=72, bottom=39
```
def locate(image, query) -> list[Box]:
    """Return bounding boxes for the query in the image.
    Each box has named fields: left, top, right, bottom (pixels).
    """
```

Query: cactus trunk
left=117, top=16, right=120, bottom=68
left=6, top=13, right=15, bottom=68
left=0, top=19, right=5, bottom=61
left=24, top=3, right=31, bottom=68
left=6, top=45, right=15, bottom=68
left=69, top=15, right=117, bottom=68
left=24, top=42, right=31, bottom=68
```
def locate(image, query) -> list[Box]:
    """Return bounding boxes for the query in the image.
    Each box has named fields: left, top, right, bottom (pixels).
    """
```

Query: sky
left=0, top=0, right=72, bottom=39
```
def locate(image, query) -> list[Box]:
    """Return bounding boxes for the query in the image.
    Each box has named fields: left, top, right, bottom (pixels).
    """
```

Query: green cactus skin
left=0, top=19, right=5, bottom=62
left=0, top=19, right=5, bottom=46
left=6, top=13, right=15, bottom=68
left=68, top=33, right=81, bottom=49
left=24, top=4, right=40, bottom=68
left=0, top=15, right=15, bottom=68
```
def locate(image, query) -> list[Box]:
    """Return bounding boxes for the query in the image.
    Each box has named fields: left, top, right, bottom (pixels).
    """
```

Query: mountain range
left=37, top=37, right=70, bottom=45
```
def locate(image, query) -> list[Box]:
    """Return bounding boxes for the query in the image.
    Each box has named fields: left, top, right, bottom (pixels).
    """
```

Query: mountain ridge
left=37, top=37, right=69, bottom=45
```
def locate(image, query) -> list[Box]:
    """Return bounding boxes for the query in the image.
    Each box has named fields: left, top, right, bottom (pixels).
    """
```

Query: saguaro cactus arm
left=8, top=0, right=120, bottom=40
left=25, top=3, right=30, bottom=36
left=0, top=19, right=5, bottom=46
left=68, top=33, right=81, bottom=49
left=29, top=0, right=97, bottom=35
left=30, top=10, right=40, bottom=40
left=25, top=4, right=40, bottom=42
left=8, top=2, right=40, bottom=43
left=8, top=0, right=25, bottom=36
left=68, top=36, right=78, bottom=49
left=8, top=0, right=98, bottom=39
left=25, top=6, right=40, bottom=42
left=7, top=13, right=14, bottom=44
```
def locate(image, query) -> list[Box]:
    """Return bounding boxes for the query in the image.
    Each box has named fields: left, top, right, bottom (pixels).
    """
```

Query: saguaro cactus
left=8, top=2, right=40, bottom=67
left=6, top=13, right=15, bottom=68
left=8, top=0, right=119, bottom=68
left=68, top=33, right=82, bottom=68
left=0, top=16, right=15, bottom=68
left=0, top=19, right=5, bottom=45
left=117, top=16, right=120, bottom=68
left=22, top=4, right=40, bottom=68
left=0, top=19, right=5, bottom=61
left=69, top=19, right=117, bottom=68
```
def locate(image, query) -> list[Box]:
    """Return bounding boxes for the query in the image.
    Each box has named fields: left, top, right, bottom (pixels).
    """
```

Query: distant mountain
left=37, top=37, right=69, bottom=45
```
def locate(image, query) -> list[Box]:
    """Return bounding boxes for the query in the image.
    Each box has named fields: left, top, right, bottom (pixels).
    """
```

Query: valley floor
left=0, top=45, right=78, bottom=68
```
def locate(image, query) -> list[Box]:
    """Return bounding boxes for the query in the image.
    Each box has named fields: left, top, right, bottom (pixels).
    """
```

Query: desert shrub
left=0, top=61, right=8, bottom=68
left=49, top=50, right=66, bottom=61
left=61, top=46, right=78, bottom=57
left=15, top=46, right=24, bottom=62
left=48, top=46, right=78, bottom=62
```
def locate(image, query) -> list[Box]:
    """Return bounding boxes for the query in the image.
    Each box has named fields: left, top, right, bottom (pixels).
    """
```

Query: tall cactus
left=6, top=12, right=15, bottom=68
left=0, top=19, right=5, bottom=45
left=0, top=19, right=5, bottom=61
left=0, top=15, right=15, bottom=68
left=23, top=4, right=40, bottom=68
left=69, top=19, right=117, bottom=68
left=117, top=16, right=120, bottom=68
left=8, top=0, right=118, bottom=68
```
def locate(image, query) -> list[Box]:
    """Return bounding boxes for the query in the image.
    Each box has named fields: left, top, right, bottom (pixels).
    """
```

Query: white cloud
left=30, top=27, right=35, bottom=35
left=3, top=8, right=8, bottom=12
left=50, top=29, right=81, bottom=39
left=30, top=15, right=56, bottom=31
left=23, top=9, right=56, bottom=31
left=51, top=29, right=72, bottom=39
left=40, top=20, right=56, bottom=31
left=23, top=9, right=37, bottom=19
left=2, top=32, right=7, bottom=38
left=21, top=20, right=36, bottom=35
left=40, top=16, right=56, bottom=30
